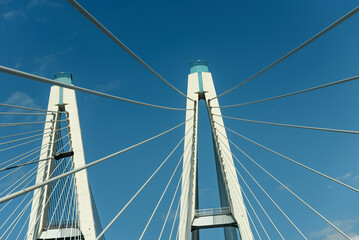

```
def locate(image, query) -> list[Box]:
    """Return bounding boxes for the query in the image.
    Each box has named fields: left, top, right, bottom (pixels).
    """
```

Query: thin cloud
left=310, top=218, right=359, bottom=240
left=199, top=187, right=211, bottom=197
left=0, top=0, right=13, bottom=6
left=328, top=168, right=359, bottom=189
left=0, top=168, right=27, bottom=189
left=95, top=80, right=122, bottom=93
left=2, top=91, right=43, bottom=122
left=34, top=53, right=57, bottom=76
left=14, top=58, right=22, bottom=69
left=28, top=0, right=62, bottom=8
left=33, top=47, right=72, bottom=75
left=337, top=170, right=359, bottom=185
left=2, top=9, right=25, bottom=20
left=5, top=91, right=40, bottom=109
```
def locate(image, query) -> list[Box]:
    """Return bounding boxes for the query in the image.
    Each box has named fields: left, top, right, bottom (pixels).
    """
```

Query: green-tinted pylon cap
left=190, top=60, right=209, bottom=74
left=54, top=72, right=73, bottom=84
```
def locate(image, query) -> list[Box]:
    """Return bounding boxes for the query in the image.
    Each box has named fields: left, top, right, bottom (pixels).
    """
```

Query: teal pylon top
left=190, top=60, right=209, bottom=93
left=54, top=72, right=73, bottom=84
left=190, top=60, right=209, bottom=74
left=54, top=72, right=73, bottom=105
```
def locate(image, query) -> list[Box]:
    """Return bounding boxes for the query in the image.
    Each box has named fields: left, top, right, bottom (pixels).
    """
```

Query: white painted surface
left=203, top=72, right=253, bottom=240
left=63, top=87, right=97, bottom=239
left=27, top=86, right=60, bottom=240
left=179, top=70, right=253, bottom=240
left=179, top=73, right=199, bottom=240
left=39, top=228, right=82, bottom=239
left=192, top=214, right=236, bottom=228
left=27, top=84, right=99, bottom=239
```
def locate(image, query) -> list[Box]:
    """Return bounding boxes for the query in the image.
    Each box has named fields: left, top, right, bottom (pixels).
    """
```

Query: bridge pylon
left=26, top=73, right=103, bottom=240
left=179, top=61, right=253, bottom=240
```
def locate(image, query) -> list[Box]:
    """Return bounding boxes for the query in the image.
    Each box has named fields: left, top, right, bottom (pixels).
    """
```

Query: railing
left=194, top=207, right=231, bottom=218
left=47, top=221, right=79, bottom=229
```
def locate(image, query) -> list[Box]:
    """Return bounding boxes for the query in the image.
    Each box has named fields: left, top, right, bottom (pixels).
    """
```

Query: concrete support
left=27, top=86, right=61, bottom=240
left=27, top=73, right=102, bottom=240
left=178, top=61, right=253, bottom=240
left=179, top=72, right=199, bottom=240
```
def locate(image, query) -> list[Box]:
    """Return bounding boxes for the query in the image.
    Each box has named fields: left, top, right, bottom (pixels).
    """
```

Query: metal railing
left=194, top=207, right=231, bottom=218
left=47, top=221, right=79, bottom=229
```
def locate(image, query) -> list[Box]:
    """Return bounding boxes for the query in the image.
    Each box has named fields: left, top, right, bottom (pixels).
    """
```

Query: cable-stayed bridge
left=0, top=1, right=359, bottom=239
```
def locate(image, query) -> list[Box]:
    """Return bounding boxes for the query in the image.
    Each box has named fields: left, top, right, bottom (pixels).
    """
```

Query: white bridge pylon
left=27, top=73, right=103, bottom=240
left=179, top=61, right=253, bottom=240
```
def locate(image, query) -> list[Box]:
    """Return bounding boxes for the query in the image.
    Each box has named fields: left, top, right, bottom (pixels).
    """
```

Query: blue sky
left=1, top=0, right=359, bottom=239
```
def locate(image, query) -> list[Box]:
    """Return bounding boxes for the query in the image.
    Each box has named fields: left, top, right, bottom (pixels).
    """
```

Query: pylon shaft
left=27, top=73, right=103, bottom=240
left=179, top=61, right=253, bottom=240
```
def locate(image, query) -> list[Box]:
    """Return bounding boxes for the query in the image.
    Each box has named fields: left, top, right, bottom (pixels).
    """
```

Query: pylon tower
left=179, top=61, right=253, bottom=240
left=27, top=73, right=103, bottom=240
